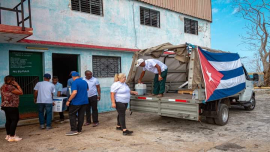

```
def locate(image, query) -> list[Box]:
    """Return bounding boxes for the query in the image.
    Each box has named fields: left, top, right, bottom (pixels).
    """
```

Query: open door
left=52, top=54, right=78, bottom=87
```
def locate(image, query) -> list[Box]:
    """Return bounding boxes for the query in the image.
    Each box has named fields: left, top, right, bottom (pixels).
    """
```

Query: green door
left=9, top=51, right=43, bottom=119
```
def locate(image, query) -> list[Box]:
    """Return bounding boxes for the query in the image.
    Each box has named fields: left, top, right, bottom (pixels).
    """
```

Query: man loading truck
left=136, top=59, right=168, bottom=97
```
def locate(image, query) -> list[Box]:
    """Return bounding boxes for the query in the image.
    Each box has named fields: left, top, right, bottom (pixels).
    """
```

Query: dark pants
left=69, top=104, right=87, bottom=132
left=153, top=69, right=168, bottom=95
left=116, top=102, right=128, bottom=130
left=2, top=107, right=19, bottom=136
left=38, top=103, right=53, bottom=127
left=59, top=112, right=64, bottom=120
left=86, top=95, right=98, bottom=123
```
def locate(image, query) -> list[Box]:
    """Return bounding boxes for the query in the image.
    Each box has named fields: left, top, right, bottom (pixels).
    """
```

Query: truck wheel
left=214, top=104, right=229, bottom=126
left=244, top=96, right=256, bottom=111
left=206, top=117, right=215, bottom=124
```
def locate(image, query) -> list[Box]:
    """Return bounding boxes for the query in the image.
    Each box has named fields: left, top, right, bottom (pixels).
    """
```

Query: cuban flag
left=198, top=47, right=246, bottom=102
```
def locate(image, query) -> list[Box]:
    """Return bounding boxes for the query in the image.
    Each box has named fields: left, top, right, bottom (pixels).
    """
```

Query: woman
left=110, top=73, right=138, bottom=135
left=1, top=75, right=23, bottom=142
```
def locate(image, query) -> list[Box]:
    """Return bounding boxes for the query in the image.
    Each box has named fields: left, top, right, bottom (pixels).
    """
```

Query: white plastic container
left=53, top=97, right=68, bottom=112
left=135, top=84, right=147, bottom=95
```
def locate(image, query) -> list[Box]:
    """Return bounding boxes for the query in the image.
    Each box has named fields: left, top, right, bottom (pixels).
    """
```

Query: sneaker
left=123, top=130, right=133, bottom=136
left=5, top=135, right=10, bottom=140
left=40, top=124, right=45, bottom=129
left=46, top=126, right=52, bottom=130
left=65, top=131, right=78, bottom=136
left=93, top=122, right=99, bottom=127
left=116, top=126, right=122, bottom=131
left=78, top=132, right=82, bottom=135
left=8, top=136, right=22, bottom=142
left=84, top=122, right=91, bottom=126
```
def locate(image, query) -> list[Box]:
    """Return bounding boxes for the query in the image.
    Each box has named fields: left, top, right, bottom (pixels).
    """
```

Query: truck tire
left=206, top=117, right=215, bottom=124
left=214, top=104, right=229, bottom=126
left=244, top=96, right=256, bottom=111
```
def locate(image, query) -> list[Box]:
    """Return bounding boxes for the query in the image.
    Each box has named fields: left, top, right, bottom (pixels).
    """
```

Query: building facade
left=0, top=0, right=212, bottom=127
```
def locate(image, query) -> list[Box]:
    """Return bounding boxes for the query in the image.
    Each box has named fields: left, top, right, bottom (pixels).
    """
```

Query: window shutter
left=150, top=10, right=159, bottom=27
left=90, top=0, right=103, bottom=16
left=71, top=0, right=80, bottom=11
left=144, top=9, right=150, bottom=26
left=140, top=7, right=160, bottom=28
left=184, top=18, right=198, bottom=35
left=71, top=0, right=103, bottom=16
left=80, top=0, right=90, bottom=13
left=140, top=8, right=144, bottom=24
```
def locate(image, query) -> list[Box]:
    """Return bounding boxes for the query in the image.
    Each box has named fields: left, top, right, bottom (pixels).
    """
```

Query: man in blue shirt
left=67, top=71, right=76, bottom=97
left=52, top=76, right=64, bottom=122
left=65, top=72, right=88, bottom=136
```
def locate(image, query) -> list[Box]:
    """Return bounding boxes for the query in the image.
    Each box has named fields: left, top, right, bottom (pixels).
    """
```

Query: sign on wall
left=9, top=51, right=42, bottom=76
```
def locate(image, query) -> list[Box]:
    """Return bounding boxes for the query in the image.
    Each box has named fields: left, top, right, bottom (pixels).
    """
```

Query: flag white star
left=206, top=68, right=214, bottom=82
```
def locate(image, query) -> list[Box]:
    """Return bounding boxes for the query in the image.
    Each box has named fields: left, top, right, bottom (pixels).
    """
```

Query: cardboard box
left=53, top=97, right=68, bottom=112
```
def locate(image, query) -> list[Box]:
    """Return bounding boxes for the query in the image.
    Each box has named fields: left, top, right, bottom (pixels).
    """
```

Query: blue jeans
left=38, top=103, right=53, bottom=127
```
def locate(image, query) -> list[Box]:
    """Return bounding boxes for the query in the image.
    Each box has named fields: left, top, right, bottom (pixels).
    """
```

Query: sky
left=211, top=0, right=256, bottom=72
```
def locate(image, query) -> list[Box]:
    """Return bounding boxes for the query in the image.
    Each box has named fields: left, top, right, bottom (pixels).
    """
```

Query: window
left=71, top=0, right=103, bottom=16
left=140, top=7, right=160, bottom=28
left=92, top=56, right=121, bottom=77
left=184, top=18, right=198, bottom=35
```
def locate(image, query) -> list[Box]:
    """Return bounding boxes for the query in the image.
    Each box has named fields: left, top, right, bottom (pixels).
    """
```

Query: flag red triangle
left=198, top=48, right=224, bottom=101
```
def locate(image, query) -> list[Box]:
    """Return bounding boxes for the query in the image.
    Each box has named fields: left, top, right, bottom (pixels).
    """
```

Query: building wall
left=0, top=43, right=134, bottom=127
left=1, top=0, right=211, bottom=49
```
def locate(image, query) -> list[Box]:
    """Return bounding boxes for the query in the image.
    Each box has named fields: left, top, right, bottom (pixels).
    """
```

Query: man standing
left=136, top=59, right=168, bottom=97
left=83, top=70, right=101, bottom=127
left=67, top=71, right=76, bottom=97
left=34, top=73, right=55, bottom=130
left=65, top=72, right=88, bottom=136
left=52, top=76, right=64, bottom=123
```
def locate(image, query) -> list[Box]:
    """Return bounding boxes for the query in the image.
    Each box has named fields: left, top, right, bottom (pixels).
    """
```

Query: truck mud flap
left=160, top=98, right=199, bottom=121
left=130, top=96, right=159, bottom=114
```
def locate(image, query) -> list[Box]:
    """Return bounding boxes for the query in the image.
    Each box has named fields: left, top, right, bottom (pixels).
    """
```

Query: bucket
left=135, top=83, right=147, bottom=95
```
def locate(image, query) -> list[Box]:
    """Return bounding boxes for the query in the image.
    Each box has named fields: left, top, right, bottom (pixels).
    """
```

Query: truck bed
left=134, top=93, right=193, bottom=100
left=130, top=93, right=199, bottom=121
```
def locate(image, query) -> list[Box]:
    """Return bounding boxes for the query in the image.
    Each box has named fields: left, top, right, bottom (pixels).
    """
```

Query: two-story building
left=0, top=0, right=212, bottom=127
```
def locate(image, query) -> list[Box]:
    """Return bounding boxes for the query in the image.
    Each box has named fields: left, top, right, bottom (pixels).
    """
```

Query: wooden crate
left=178, top=89, right=193, bottom=95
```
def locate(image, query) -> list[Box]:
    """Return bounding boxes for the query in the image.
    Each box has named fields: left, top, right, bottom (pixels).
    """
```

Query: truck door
left=239, top=65, right=253, bottom=102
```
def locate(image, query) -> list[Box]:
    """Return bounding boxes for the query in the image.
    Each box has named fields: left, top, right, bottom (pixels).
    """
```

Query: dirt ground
left=0, top=91, right=270, bottom=152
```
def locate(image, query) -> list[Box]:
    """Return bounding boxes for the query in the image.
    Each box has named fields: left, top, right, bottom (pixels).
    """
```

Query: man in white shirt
left=83, top=70, right=101, bottom=127
left=136, top=59, right=168, bottom=97
left=34, top=73, right=55, bottom=130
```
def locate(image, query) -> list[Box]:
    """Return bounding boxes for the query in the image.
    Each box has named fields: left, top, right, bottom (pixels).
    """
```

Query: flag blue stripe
left=219, top=67, right=245, bottom=80
left=207, top=83, right=246, bottom=102
left=200, top=47, right=240, bottom=62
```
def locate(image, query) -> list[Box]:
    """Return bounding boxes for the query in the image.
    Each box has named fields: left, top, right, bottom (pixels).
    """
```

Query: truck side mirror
left=253, top=73, right=259, bottom=81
